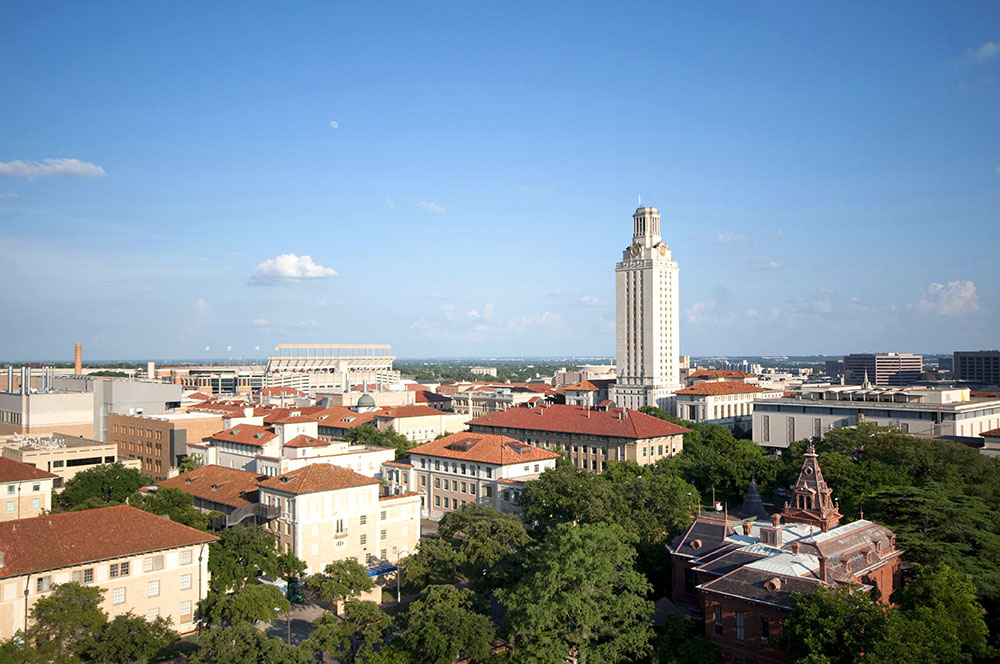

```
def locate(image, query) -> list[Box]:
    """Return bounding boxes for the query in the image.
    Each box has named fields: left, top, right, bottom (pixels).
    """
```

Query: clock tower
left=611, top=206, right=681, bottom=410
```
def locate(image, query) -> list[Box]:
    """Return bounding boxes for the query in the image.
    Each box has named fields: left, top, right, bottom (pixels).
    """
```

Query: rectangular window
left=760, top=617, right=770, bottom=645
left=32, top=483, right=40, bottom=492
left=461, top=482, right=467, bottom=493
left=444, top=497, right=450, bottom=508
left=360, top=534, right=367, bottom=545
left=381, top=549, right=387, bottom=559
left=485, top=467, right=493, bottom=478
left=736, top=611, right=745, bottom=641
left=72, top=568, right=94, bottom=584
left=147, top=580, right=160, bottom=597
left=434, top=478, right=440, bottom=488
left=485, top=486, right=493, bottom=497
left=434, top=496, right=440, bottom=506
left=434, top=460, right=440, bottom=470
left=381, top=510, right=387, bottom=521
left=36, top=576, right=52, bottom=593
left=420, top=475, right=426, bottom=486
left=787, top=417, right=795, bottom=442
left=113, top=587, right=125, bottom=605
left=763, top=415, right=770, bottom=442
left=180, top=574, right=192, bottom=590
left=5, top=502, right=13, bottom=512
left=6, top=486, right=13, bottom=495
left=813, top=418, right=822, bottom=438
left=31, top=498, right=40, bottom=509
left=380, top=529, right=387, bottom=540
left=714, top=607, right=723, bottom=635
left=147, top=608, right=159, bottom=620
left=336, top=519, right=345, bottom=534
left=180, top=601, right=192, bottom=617
left=144, top=555, right=164, bottom=572
left=180, top=550, right=192, bottom=565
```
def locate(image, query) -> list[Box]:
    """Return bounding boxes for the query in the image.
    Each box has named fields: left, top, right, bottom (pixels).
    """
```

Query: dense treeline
left=396, top=363, right=568, bottom=384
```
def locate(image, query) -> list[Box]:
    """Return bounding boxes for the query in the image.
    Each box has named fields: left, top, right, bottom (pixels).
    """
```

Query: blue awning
left=367, top=562, right=398, bottom=577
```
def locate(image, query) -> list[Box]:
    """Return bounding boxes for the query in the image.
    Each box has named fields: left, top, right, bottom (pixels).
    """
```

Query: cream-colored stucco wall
left=0, top=478, right=54, bottom=521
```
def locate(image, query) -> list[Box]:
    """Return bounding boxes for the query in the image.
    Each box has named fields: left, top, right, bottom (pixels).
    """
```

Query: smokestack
left=818, top=556, right=828, bottom=583
left=6, top=366, right=11, bottom=393
left=20, top=367, right=28, bottom=395
left=147, top=361, right=155, bottom=381
left=74, top=344, right=82, bottom=375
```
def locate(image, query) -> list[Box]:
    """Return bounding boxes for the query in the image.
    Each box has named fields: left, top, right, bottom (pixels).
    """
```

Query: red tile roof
left=185, top=391, right=212, bottom=401
left=468, top=404, right=689, bottom=439
left=0, top=505, right=217, bottom=578
left=157, top=465, right=267, bottom=508
left=313, top=407, right=378, bottom=430
left=690, top=370, right=756, bottom=379
left=376, top=405, right=443, bottom=419
left=563, top=381, right=600, bottom=392
left=413, top=390, right=451, bottom=403
left=981, top=428, right=1000, bottom=438
left=284, top=434, right=329, bottom=448
left=675, top=383, right=770, bottom=396
left=0, top=457, right=59, bottom=483
left=258, top=464, right=378, bottom=495
left=260, top=387, right=307, bottom=397
left=209, top=424, right=278, bottom=447
left=261, top=406, right=326, bottom=424
left=407, top=431, right=560, bottom=465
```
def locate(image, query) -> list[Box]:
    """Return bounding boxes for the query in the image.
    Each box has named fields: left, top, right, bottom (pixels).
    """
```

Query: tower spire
left=782, top=441, right=842, bottom=532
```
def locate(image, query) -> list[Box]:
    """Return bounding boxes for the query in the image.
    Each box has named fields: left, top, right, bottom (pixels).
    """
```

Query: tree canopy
left=57, top=463, right=152, bottom=511
left=208, top=525, right=285, bottom=593
left=306, top=558, right=375, bottom=606
left=400, top=585, right=495, bottom=664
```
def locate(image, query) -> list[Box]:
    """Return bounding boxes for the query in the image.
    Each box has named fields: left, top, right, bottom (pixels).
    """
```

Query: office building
left=2, top=433, right=138, bottom=488
left=611, top=207, right=682, bottom=410
left=842, top=353, right=922, bottom=386
left=954, top=350, right=1000, bottom=385
left=109, top=411, right=225, bottom=480
left=0, top=505, right=217, bottom=638
left=673, top=382, right=783, bottom=430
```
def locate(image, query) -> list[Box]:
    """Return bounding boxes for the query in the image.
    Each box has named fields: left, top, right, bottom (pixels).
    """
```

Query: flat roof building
left=954, top=350, right=1000, bottom=386
left=1, top=433, right=136, bottom=488
left=843, top=353, right=922, bottom=386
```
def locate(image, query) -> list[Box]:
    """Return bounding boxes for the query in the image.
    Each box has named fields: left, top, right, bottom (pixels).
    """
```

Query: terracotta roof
left=209, top=424, right=277, bottom=447
left=563, top=381, right=600, bottom=392
left=383, top=460, right=413, bottom=468
left=260, top=387, right=307, bottom=397
left=284, top=434, right=328, bottom=448
left=468, top=404, right=689, bottom=439
left=981, top=427, right=1000, bottom=438
left=185, top=391, right=212, bottom=401
left=313, top=407, right=378, bottom=430
left=261, top=406, right=325, bottom=424
left=413, top=390, right=451, bottom=403
left=407, top=431, right=560, bottom=465
left=690, top=370, right=755, bottom=379
left=0, top=505, right=218, bottom=579
left=157, top=465, right=267, bottom=508
left=0, top=457, right=59, bottom=483
left=258, top=464, right=378, bottom=495
left=376, top=405, right=442, bottom=419
left=675, top=382, right=771, bottom=396
left=271, top=415, right=321, bottom=424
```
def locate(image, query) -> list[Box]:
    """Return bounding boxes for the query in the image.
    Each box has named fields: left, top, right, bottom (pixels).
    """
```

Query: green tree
left=306, top=558, right=375, bottom=606
left=400, top=585, right=495, bottom=664
left=439, top=503, right=529, bottom=570
left=208, top=525, right=283, bottom=593
left=345, top=424, right=415, bottom=459
left=86, top=612, right=176, bottom=664
left=190, top=623, right=308, bottom=664
left=129, top=486, right=210, bottom=530
left=177, top=454, right=203, bottom=474
left=301, top=599, right=393, bottom=663
left=400, top=536, right=466, bottom=587
left=500, top=522, right=654, bottom=664
left=57, top=463, right=152, bottom=511
left=518, top=459, right=614, bottom=531
left=650, top=614, right=721, bottom=664
left=208, top=583, right=290, bottom=626
left=782, top=585, right=889, bottom=664
left=26, top=582, right=108, bottom=664
left=276, top=551, right=308, bottom=595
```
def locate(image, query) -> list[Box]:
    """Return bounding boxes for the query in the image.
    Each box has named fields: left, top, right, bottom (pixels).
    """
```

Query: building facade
left=1, top=433, right=136, bottom=488
left=954, top=350, right=1000, bottom=385
left=0, top=457, right=56, bottom=521
left=0, top=505, right=217, bottom=638
left=611, top=206, right=682, bottom=410
left=467, top=404, right=688, bottom=473
left=374, top=406, right=469, bottom=444
left=109, top=411, right=224, bottom=480
left=752, top=385, right=1000, bottom=449
left=382, top=431, right=559, bottom=520
left=843, top=353, right=923, bottom=386
left=673, top=382, right=783, bottom=431
left=256, top=464, right=419, bottom=574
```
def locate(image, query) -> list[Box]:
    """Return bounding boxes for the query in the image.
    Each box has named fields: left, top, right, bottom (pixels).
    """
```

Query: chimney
left=818, top=556, right=828, bottom=583
left=791, top=541, right=801, bottom=554
left=770, top=513, right=781, bottom=527
left=742, top=521, right=752, bottom=536
left=74, top=344, right=82, bottom=375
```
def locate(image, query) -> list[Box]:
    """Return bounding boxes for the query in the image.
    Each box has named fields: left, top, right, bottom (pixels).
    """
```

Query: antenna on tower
left=638, top=193, right=642, bottom=206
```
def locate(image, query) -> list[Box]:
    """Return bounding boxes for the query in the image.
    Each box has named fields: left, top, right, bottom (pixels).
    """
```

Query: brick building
left=669, top=443, right=902, bottom=664
left=467, top=404, right=688, bottom=473
left=109, top=411, right=225, bottom=480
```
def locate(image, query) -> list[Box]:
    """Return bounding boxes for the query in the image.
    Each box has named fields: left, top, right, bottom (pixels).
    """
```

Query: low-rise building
left=669, top=445, right=902, bottom=664
left=467, top=404, right=688, bottom=473
left=0, top=505, right=217, bottom=638
left=451, top=384, right=556, bottom=417
left=0, top=457, right=57, bottom=521
left=562, top=380, right=614, bottom=407
left=0, top=388, right=95, bottom=438
left=673, top=382, right=783, bottom=431
left=1, top=433, right=137, bottom=488
left=980, top=427, right=1000, bottom=458
left=257, top=464, right=420, bottom=573
left=383, top=431, right=560, bottom=520
left=374, top=405, right=469, bottom=444
left=109, top=411, right=225, bottom=480
left=156, top=465, right=275, bottom=526
left=752, top=385, right=1000, bottom=449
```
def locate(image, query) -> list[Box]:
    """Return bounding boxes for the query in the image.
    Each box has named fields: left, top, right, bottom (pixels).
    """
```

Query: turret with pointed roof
left=737, top=477, right=770, bottom=522
left=782, top=442, right=842, bottom=532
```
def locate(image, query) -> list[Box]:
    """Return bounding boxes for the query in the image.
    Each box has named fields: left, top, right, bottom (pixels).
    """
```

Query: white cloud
left=995, top=165, right=1000, bottom=176
left=578, top=295, right=607, bottom=307
left=249, top=253, right=338, bottom=285
left=385, top=197, right=397, bottom=208
left=915, top=280, right=980, bottom=315
left=292, top=319, right=320, bottom=328
left=467, top=303, right=495, bottom=320
left=506, top=311, right=561, bottom=334
left=684, top=300, right=716, bottom=324
left=708, top=233, right=747, bottom=244
left=329, top=120, right=339, bottom=129
left=0, top=158, right=106, bottom=179
left=967, top=41, right=999, bottom=62
left=193, top=299, right=209, bottom=323
left=252, top=318, right=270, bottom=327
left=417, top=201, right=446, bottom=213
left=741, top=256, right=782, bottom=271
left=0, top=192, right=19, bottom=199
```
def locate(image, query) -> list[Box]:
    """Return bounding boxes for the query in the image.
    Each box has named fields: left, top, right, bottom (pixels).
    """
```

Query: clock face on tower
left=658, top=244, right=667, bottom=257
left=629, top=243, right=641, bottom=257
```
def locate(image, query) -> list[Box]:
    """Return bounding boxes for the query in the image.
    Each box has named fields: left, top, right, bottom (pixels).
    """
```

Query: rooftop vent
left=231, top=428, right=241, bottom=435
left=254, top=432, right=266, bottom=439
left=764, top=577, right=782, bottom=592
left=446, top=439, right=479, bottom=452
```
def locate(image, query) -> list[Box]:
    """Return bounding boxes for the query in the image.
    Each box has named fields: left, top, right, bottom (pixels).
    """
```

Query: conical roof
left=737, top=478, right=770, bottom=522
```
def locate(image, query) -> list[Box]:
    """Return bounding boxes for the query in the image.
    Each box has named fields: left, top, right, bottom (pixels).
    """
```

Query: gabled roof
left=468, top=404, right=689, bottom=439
left=675, top=382, right=770, bottom=396
left=0, top=457, right=59, bottom=483
left=261, top=406, right=326, bottom=424
left=376, top=405, right=442, bottom=419
left=0, top=505, right=217, bottom=579
left=258, top=464, right=378, bottom=495
left=981, top=427, right=1000, bottom=438
left=157, top=465, right=267, bottom=508
left=413, top=390, right=451, bottom=403
left=563, top=381, right=600, bottom=392
left=670, top=516, right=736, bottom=558
left=283, top=434, right=329, bottom=449
left=260, top=387, right=307, bottom=397
left=407, top=431, right=560, bottom=466
left=698, top=566, right=820, bottom=609
left=209, top=424, right=277, bottom=447
left=312, top=407, right=378, bottom=430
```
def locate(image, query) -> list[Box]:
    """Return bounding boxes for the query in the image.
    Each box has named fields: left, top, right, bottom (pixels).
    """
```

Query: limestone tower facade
left=611, top=206, right=682, bottom=410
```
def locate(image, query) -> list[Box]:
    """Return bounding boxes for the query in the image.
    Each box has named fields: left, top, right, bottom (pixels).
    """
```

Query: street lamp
left=396, top=550, right=411, bottom=605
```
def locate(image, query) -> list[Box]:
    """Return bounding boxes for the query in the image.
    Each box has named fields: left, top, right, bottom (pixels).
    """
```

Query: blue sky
left=1, top=2, right=998, bottom=361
